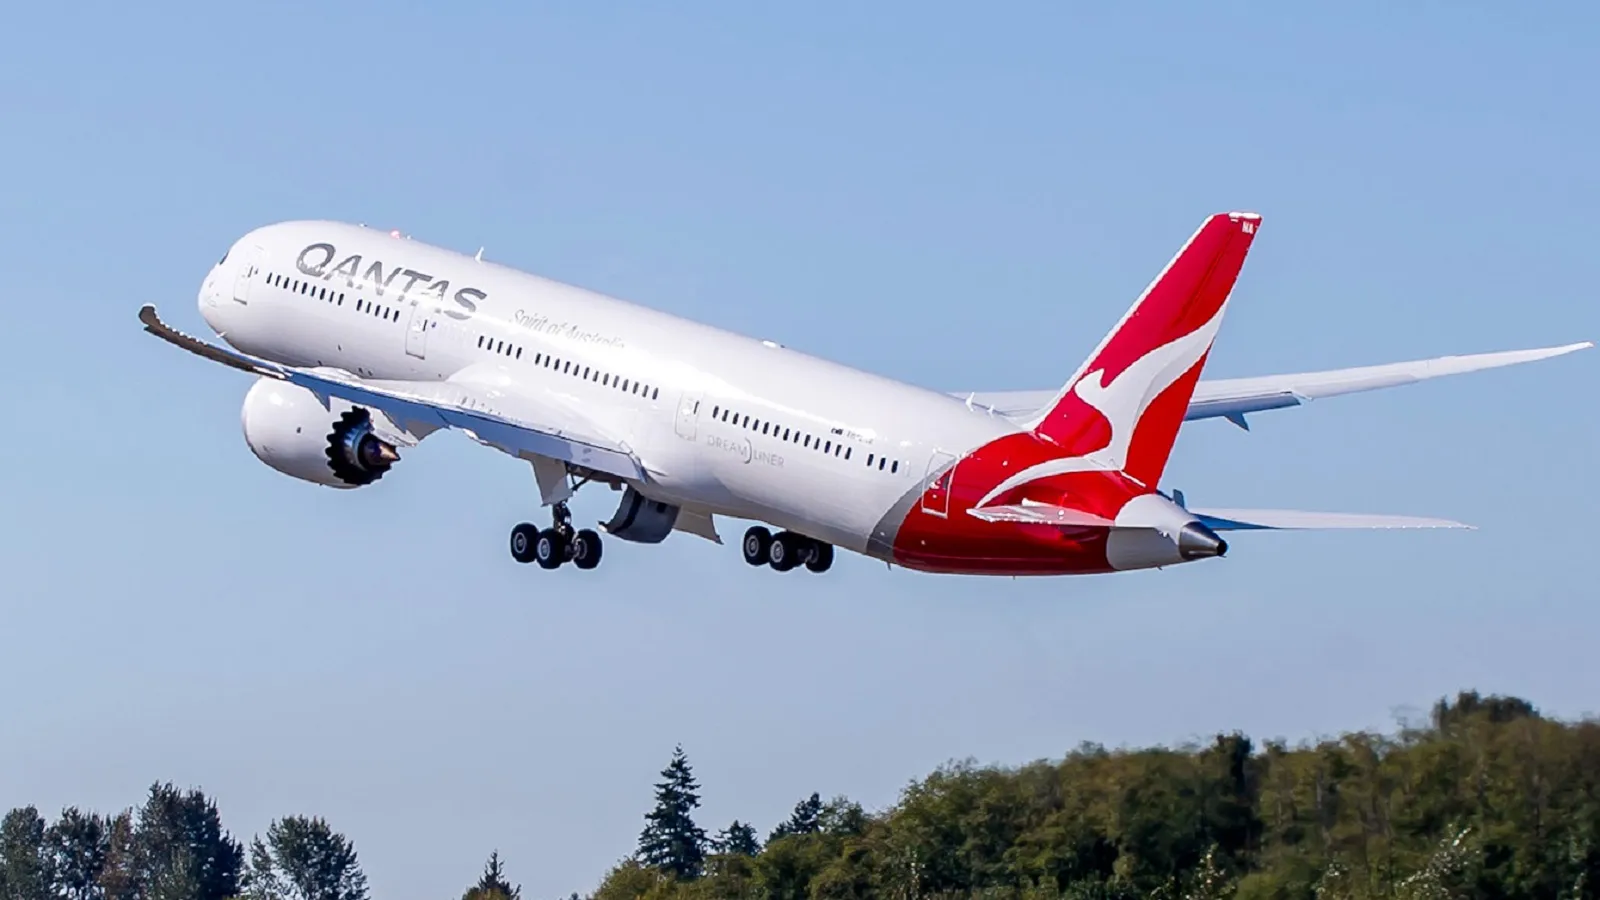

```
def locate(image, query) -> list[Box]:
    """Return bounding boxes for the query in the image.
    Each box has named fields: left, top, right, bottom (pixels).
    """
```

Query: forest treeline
left=602, top=691, right=1599, bottom=900
left=3, top=690, right=1597, bottom=899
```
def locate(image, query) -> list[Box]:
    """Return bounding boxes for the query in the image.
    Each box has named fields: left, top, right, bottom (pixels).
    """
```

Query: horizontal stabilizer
left=1188, top=507, right=1472, bottom=531
left=968, top=502, right=1114, bottom=527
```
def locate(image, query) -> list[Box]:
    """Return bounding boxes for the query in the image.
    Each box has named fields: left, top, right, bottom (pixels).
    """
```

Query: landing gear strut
left=510, top=499, right=605, bottom=571
left=743, top=526, right=833, bottom=574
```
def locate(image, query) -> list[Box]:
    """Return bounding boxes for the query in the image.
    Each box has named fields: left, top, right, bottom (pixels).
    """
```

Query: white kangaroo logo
left=974, top=301, right=1229, bottom=508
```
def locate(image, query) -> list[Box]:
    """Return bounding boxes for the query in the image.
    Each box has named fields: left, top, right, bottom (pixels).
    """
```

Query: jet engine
left=602, top=486, right=680, bottom=543
left=240, top=378, right=402, bottom=488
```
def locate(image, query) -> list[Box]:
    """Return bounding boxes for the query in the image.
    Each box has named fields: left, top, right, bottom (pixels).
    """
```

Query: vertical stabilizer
left=1021, top=212, right=1260, bottom=486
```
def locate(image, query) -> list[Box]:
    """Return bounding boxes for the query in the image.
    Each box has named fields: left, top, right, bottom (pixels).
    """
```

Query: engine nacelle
left=602, top=487, right=680, bottom=543
left=240, top=379, right=401, bottom=488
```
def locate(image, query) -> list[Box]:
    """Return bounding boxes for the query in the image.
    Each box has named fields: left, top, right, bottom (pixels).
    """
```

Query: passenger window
left=516, top=347, right=523, bottom=359
left=879, top=457, right=887, bottom=470
left=652, top=388, right=659, bottom=400
left=892, top=460, right=899, bottom=474
left=845, top=447, right=852, bottom=460
left=824, top=441, right=832, bottom=453
left=867, top=453, right=874, bottom=466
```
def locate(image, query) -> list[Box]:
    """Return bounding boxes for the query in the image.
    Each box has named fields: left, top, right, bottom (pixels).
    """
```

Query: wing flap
left=1189, top=507, right=1472, bottom=531
left=139, top=305, right=645, bottom=481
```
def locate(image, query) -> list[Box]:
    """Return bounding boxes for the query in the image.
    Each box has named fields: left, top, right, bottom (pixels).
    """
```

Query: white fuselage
left=199, top=221, right=1019, bottom=558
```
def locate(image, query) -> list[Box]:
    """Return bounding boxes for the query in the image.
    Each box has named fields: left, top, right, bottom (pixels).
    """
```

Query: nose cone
left=1177, top=521, right=1228, bottom=560
left=198, top=272, right=225, bottom=332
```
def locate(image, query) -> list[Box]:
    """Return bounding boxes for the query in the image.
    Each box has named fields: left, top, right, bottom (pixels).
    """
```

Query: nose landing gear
left=510, top=501, right=605, bottom=571
left=742, top=526, right=833, bottom=574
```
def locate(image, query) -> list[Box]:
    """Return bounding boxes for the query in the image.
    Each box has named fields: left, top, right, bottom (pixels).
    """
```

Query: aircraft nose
left=198, top=271, right=225, bottom=332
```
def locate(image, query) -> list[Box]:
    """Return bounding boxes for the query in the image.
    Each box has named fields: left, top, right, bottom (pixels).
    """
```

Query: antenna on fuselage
left=475, top=247, right=484, bottom=261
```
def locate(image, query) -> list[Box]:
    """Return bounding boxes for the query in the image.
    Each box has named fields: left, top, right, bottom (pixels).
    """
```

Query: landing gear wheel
left=535, top=528, right=567, bottom=569
left=769, top=532, right=803, bottom=571
left=572, top=528, right=604, bottom=570
left=509, top=522, right=540, bottom=564
left=742, top=526, right=772, bottom=567
left=805, top=541, right=834, bottom=573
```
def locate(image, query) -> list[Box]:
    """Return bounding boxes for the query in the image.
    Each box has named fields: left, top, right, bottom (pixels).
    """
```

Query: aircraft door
left=231, top=245, right=262, bottom=304
left=405, top=302, right=431, bottom=359
left=920, top=449, right=958, bottom=517
left=674, top=391, right=703, bottom=441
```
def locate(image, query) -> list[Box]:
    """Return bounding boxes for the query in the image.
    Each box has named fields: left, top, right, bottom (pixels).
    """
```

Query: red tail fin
left=1023, top=212, right=1260, bottom=486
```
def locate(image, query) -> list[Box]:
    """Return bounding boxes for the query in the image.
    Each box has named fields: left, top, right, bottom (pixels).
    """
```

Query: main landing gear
left=510, top=501, right=604, bottom=571
left=742, top=526, right=833, bottom=573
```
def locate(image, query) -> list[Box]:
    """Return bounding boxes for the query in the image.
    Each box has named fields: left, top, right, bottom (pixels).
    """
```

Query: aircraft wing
left=138, top=305, right=645, bottom=481
left=955, top=342, right=1592, bottom=427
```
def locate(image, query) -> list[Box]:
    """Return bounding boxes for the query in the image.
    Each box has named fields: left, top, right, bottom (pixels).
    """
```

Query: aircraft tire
left=572, top=529, right=603, bottom=570
left=742, top=526, right=772, bottom=566
left=535, top=528, right=567, bottom=570
left=769, top=532, right=803, bottom=571
left=510, top=522, right=540, bottom=564
left=805, top=541, right=834, bottom=573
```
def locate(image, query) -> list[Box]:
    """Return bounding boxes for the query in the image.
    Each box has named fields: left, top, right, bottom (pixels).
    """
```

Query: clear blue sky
left=2, top=2, right=1595, bottom=897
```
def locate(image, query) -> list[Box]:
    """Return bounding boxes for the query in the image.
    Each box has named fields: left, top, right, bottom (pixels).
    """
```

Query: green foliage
left=713, top=822, right=762, bottom=857
left=587, top=691, right=1600, bottom=900
left=45, top=807, right=108, bottom=900
left=132, top=782, right=245, bottom=900
left=8, top=689, right=1600, bottom=899
left=460, top=850, right=521, bottom=900
left=768, top=794, right=823, bottom=843
left=0, top=805, right=51, bottom=900
left=241, top=814, right=369, bottom=900
left=637, top=746, right=709, bottom=881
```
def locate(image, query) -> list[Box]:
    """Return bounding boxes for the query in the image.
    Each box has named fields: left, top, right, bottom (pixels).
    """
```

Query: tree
left=132, top=783, right=244, bottom=900
left=713, top=821, right=761, bottom=857
left=768, top=793, right=822, bottom=842
left=97, top=811, right=139, bottom=900
left=0, top=806, right=51, bottom=900
left=242, top=815, right=368, bottom=900
left=460, top=850, right=521, bottom=900
left=45, top=807, right=108, bottom=900
left=637, top=746, right=708, bottom=880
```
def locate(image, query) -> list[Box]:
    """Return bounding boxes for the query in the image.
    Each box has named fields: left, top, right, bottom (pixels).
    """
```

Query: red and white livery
left=141, top=212, right=1589, bottom=576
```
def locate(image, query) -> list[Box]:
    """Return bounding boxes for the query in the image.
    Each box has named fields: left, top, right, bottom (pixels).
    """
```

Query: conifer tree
left=712, top=821, right=760, bottom=857
left=636, top=746, right=708, bottom=880
left=241, top=815, right=369, bottom=900
left=461, top=851, right=521, bottom=900
left=0, top=806, right=51, bottom=900
left=768, top=793, right=823, bottom=842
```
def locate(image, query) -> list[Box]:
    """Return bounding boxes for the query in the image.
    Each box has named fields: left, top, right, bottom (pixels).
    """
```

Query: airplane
left=140, top=211, right=1589, bottom=576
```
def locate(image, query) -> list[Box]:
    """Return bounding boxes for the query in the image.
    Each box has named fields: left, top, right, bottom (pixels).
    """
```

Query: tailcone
left=1177, top=521, right=1227, bottom=559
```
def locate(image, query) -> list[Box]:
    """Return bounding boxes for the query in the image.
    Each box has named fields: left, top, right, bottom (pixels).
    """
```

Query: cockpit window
left=218, top=250, right=229, bottom=265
